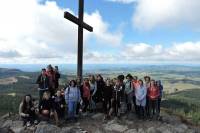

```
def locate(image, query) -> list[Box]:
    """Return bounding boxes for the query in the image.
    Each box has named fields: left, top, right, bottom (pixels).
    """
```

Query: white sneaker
left=26, top=121, right=31, bottom=127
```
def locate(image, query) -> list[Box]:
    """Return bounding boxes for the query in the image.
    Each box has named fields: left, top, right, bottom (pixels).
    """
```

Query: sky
left=0, top=0, right=200, bottom=64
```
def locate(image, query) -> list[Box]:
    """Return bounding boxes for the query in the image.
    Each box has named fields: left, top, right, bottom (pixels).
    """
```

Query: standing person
left=132, top=76, right=139, bottom=114
left=36, top=68, right=49, bottom=105
left=156, top=80, right=163, bottom=116
left=135, top=80, right=147, bottom=119
left=148, top=80, right=160, bottom=119
left=65, top=80, right=81, bottom=121
left=54, top=90, right=65, bottom=119
left=144, top=76, right=151, bottom=118
left=125, top=74, right=134, bottom=112
left=108, top=79, right=123, bottom=118
left=46, top=65, right=56, bottom=96
left=82, top=79, right=91, bottom=112
left=102, top=79, right=113, bottom=119
left=19, top=94, right=38, bottom=127
left=54, top=66, right=60, bottom=89
left=39, top=91, right=59, bottom=126
left=89, top=75, right=97, bottom=112
left=95, top=74, right=105, bottom=109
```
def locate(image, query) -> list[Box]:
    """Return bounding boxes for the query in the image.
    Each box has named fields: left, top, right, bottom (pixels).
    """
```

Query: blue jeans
left=67, top=101, right=77, bottom=119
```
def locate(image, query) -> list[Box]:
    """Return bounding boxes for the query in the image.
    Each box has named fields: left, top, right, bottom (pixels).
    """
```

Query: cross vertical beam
left=64, top=0, right=93, bottom=82
left=77, top=0, right=84, bottom=81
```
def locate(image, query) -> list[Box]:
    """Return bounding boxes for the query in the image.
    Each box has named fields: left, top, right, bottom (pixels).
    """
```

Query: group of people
left=19, top=65, right=164, bottom=127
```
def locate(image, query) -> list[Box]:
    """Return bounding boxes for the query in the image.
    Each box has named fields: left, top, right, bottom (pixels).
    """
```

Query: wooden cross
left=64, top=0, right=93, bottom=81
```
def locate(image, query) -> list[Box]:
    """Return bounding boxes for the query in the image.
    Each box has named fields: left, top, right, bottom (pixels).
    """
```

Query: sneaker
left=26, top=121, right=31, bottom=127
left=34, top=120, right=39, bottom=125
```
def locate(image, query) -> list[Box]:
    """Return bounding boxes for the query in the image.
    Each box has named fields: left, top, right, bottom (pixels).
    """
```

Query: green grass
left=162, top=89, right=200, bottom=125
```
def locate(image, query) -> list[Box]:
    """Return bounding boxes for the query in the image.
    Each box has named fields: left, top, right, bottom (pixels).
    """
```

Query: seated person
left=19, top=94, right=38, bottom=127
left=39, top=91, right=59, bottom=126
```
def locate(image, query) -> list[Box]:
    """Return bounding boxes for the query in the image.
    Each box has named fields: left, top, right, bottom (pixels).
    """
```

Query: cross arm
left=64, top=11, right=93, bottom=32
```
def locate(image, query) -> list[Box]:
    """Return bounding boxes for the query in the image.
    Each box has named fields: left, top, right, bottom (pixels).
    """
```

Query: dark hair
left=118, top=75, right=125, bottom=81
left=42, top=68, right=46, bottom=71
left=144, top=76, right=151, bottom=80
left=139, top=79, right=144, bottom=85
left=69, top=80, right=77, bottom=87
left=150, top=80, right=156, bottom=87
left=126, top=74, right=133, bottom=79
left=97, top=74, right=104, bottom=81
left=21, top=94, right=33, bottom=113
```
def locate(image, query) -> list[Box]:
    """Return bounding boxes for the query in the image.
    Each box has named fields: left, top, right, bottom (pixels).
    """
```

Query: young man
left=36, top=68, right=49, bottom=105
left=54, top=66, right=60, bottom=89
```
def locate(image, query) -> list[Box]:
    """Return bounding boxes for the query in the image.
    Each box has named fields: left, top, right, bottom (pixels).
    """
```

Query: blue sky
left=0, top=0, right=200, bottom=64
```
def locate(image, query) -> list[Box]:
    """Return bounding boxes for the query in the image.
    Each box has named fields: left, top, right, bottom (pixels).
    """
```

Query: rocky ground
left=0, top=111, right=200, bottom=133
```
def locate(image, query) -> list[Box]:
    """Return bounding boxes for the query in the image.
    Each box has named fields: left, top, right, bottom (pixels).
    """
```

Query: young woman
left=65, top=80, right=81, bottom=121
left=135, top=80, right=147, bottom=119
left=89, top=75, right=97, bottom=111
left=144, top=76, right=151, bottom=118
left=46, top=65, right=56, bottom=96
left=108, top=79, right=123, bottom=118
left=54, top=90, right=65, bottom=119
left=19, top=94, right=38, bottom=127
left=102, top=79, right=113, bottom=119
left=39, top=91, right=59, bottom=125
left=125, top=74, right=133, bottom=112
left=132, top=76, right=140, bottom=114
left=156, top=80, right=163, bottom=116
left=148, top=80, right=160, bottom=119
left=95, top=74, right=105, bottom=104
left=82, top=79, right=91, bottom=112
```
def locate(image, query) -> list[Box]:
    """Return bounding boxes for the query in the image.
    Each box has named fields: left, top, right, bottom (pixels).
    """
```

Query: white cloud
left=133, top=0, right=200, bottom=30
left=121, top=42, right=200, bottom=63
left=0, top=0, right=121, bottom=64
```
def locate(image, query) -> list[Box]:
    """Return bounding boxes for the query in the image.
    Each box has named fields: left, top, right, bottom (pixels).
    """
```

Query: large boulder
left=35, top=124, right=61, bottom=133
left=104, top=123, right=128, bottom=132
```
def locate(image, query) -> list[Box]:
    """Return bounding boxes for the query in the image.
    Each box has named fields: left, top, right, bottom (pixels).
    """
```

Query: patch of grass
left=162, top=89, right=200, bottom=125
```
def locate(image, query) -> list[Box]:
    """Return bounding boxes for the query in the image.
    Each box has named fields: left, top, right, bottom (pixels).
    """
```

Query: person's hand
left=50, top=112, right=54, bottom=116
left=61, top=104, right=64, bottom=108
left=31, top=107, right=35, bottom=111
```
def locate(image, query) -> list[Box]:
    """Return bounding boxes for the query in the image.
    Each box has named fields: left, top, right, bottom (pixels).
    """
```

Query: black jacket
left=36, top=74, right=49, bottom=90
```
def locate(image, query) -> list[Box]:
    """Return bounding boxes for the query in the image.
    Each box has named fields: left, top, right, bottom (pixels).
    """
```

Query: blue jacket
left=65, top=86, right=81, bottom=102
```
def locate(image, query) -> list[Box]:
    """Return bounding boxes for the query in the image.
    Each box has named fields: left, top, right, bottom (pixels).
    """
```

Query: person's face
left=44, top=93, right=49, bottom=100
left=139, top=80, right=143, bottom=86
left=42, top=70, right=46, bottom=75
left=71, top=81, right=75, bottom=87
left=127, top=77, right=131, bottom=81
left=106, top=80, right=110, bottom=86
left=145, top=78, right=150, bottom=82
left=97, top=76, right=101, bottom=81
left=151, top=80, right=155, bottom=85
left=25, top=96, right=31, bottom=103
left=57, top=91, right=61, bottom=97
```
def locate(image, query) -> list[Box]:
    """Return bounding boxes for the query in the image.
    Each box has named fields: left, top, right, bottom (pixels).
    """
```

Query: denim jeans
left=67, top=101, right=77, bottom=119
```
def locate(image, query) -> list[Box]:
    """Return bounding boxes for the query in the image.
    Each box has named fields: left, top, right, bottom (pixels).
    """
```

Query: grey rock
left=91, top=113, right=104, bottom=120
left=35, top=124, right=61, bottom=133
left=124, top=129, right=137, bottom=133
left=104, top=123, right=128, bottom=132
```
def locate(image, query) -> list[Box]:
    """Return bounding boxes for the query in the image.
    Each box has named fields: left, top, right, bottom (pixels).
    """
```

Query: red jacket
left=83, top=85, right=90, bottom=100
left=148, top=85, right=160, bottom=100
left=132, top=80, right=140, bottom=89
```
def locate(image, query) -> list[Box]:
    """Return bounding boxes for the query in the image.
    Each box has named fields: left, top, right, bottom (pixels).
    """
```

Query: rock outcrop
left=0, top=111, right=199, bottom=133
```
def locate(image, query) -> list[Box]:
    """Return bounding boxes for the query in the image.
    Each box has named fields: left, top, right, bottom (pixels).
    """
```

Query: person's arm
left=19, top=103, right=28, bottom=117
left=36, top=75, right=41, bottom=84
left=92, top=82, right=97, bottom=96
left=141, top=86, right=147, bottom=100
